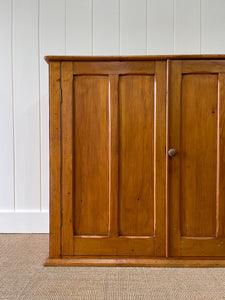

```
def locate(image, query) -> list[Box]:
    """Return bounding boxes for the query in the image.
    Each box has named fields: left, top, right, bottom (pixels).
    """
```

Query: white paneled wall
left=1, top=0, right=225, bottom=232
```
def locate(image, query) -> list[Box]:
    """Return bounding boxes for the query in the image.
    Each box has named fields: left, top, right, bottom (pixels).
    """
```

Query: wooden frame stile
left=168, top=60, right=183, bottom=257
left=108, top=74, right=119, bottom=238
left=218, top=73, right=225, bottom=238
left=61, top=62, right=74, bottom=256
left=48, top=62, right=61, bottom=259
left=154, top=61, right=167, bottom=257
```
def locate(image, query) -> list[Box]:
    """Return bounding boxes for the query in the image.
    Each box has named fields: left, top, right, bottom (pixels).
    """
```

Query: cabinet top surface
left=45, top=54, right=225, bottom=63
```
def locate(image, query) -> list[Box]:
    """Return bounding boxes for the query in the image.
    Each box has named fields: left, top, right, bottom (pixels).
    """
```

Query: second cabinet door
left=61, top=61, right=167, bottom=257
left=169, top=60, right=225, bottom=256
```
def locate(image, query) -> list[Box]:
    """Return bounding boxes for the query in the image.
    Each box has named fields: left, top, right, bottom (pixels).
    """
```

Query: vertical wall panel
left=147, top=0, right=173, bottom=54
left=39, top=0, right=66, bottom=211
left=0, top=0, right=14, bottom=210
left=93, top=0, right=119, bottom=55
left=13, top=0, right=40, bottom=210
left=66, top=0, right=93, bottom=55
left=174, top=0, right=200, bottom=54
left=201, top=0, right=225, bottom=54
left=120, top=0, right=147, bottom=55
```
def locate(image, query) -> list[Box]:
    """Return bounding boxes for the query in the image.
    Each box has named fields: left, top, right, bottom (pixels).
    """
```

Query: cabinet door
left=169, top=60, right=225, bottom=256
left=61, top=61, right=166, bottom=257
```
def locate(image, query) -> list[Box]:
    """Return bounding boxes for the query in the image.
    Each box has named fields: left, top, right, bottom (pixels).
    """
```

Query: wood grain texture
left=49, top=62, right=61, bottom=258
left=168, top=60, right=182, bottom=256
left=181, top=237, right=225, bottom=256
left=154, top=61, right=167, bottom=256
left=183, top=60, right=225, bottom=73
left=47, top=57, right=225, bottom=264
left=74, top=75, right=109, bottom=236
left=61, top=62, right=74, bottom=255
left=109, top=75, right=119, bottom=237
left=73, top=61, right=155, bottom=74
left=73, top=236, right=155, bottom=256
left=45, top=257, right=225, bottom=267
left=180, top=74, right=217, bottom=237
left=118, top=75, right=154, bottom=236
left=169, top=60, right=225, bottom=257
left=217, top=73, right=225, bottom=237
left=45, top=55, right=225, bottom=63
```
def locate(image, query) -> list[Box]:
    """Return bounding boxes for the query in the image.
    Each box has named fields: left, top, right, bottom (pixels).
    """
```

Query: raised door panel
left=74, top=75, right=109, bottom=236
left=119, top=75, right=154, bottom=236
left=61, top=61, right=167, bottom=257
left=169, top=60, right=225, bottom=257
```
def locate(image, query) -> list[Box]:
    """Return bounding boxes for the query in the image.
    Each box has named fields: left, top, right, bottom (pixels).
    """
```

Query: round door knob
left=168, top=148, right=177, bottom=157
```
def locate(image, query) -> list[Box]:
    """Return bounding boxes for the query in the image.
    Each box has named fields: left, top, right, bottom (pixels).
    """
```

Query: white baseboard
left=0, top=211, right=49, bottom=233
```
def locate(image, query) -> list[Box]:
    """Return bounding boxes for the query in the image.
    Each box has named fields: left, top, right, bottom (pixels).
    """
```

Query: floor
left=0, top=234, right=225, bottom=299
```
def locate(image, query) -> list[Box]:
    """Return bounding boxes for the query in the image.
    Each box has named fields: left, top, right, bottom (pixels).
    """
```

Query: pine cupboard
left=44, top=56, right=225, bottom=267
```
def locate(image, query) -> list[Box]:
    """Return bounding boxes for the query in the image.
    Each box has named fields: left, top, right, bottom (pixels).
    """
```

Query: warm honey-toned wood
left=73, top=236, right=155, bottom=256
left=58, top=61, right=167, bottom=258
left=49, top=62, right=61, bottom=258
left=182, top=60, right=225, bottom=73
left=45, top=257, right=225, bottom=267
left=154, top=61, right=167, bottom=257
left=169, top=60, right=225, bottom=257
left=109, top=75, right=119, bottom=237
left=180, top=74, right=217, bottom=237
left=73, top=61, right=155, bottom=74
left=74, top=75, right=109, bottom=235
left=217, top=73, right=225, bottom=237
left=46, top=56, right=225, bottom=267
left=61, top=62, right=74, bottom=255
left=168, top=60, right=182, bottom=257
left=45, top=54, right=225, bottom=63
left=181, top=237, right=225, bottom=256
left=118, top=75, right=155, bottom=236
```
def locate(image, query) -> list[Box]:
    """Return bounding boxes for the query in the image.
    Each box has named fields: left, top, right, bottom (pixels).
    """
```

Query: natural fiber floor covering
left=0, top=234, right=225, bottom=299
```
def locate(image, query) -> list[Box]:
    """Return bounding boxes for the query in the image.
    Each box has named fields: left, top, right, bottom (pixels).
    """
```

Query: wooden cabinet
left=45, top=56, right=225, bottom=267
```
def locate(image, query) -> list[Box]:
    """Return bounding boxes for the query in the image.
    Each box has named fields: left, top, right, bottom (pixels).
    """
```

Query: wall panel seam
left=38, top=0, right=42, bottom=211
left=11, top=0, right=15, bottom=212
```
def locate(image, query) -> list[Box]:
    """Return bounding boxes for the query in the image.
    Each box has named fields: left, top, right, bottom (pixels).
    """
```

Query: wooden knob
left=168, top=148, right=177, bottom=157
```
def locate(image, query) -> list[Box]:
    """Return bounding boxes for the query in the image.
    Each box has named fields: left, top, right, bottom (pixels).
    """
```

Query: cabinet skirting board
left=44, top=257, right=225, bottom=268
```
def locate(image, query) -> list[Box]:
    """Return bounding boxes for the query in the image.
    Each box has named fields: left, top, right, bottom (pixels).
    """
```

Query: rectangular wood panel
left=73, top=236, right=155, bottom=256
left=74, top=75, right=109, bottom=235
left=73, top=61, right=155, bottom=75
left=180, top=74, right=218, bottom=237
left=217, top=73, right=225, bottom=237
left=181, top=237, right=225, bottom=256
left=119, top=75, right=154, bottom=236
left=49, top=62, right=61, bottom=258
left=183, top=60, right=225, bottom=73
